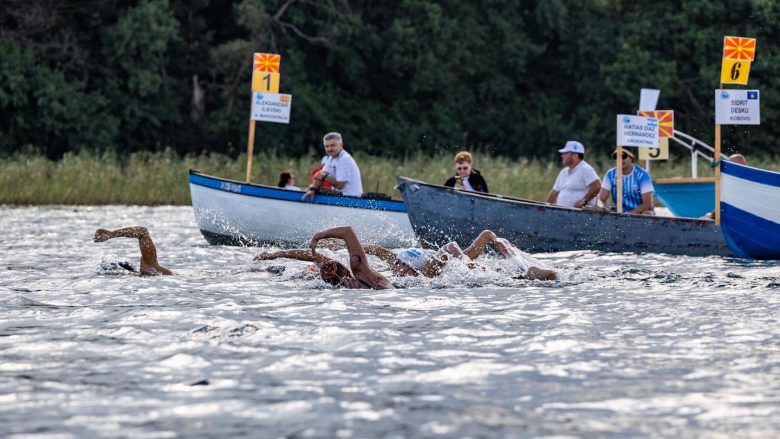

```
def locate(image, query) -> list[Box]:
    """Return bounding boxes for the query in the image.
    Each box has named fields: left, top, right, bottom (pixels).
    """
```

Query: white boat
left=188, top=170, right=416, bottom=247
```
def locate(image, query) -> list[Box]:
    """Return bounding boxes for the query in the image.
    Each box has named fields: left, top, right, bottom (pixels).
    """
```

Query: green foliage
left=2, top=0, right=780, bottom=159
left=2, top=149, right=779, bottom=205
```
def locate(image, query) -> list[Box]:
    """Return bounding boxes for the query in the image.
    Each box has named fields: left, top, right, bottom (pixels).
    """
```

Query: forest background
left=2, top=0, right=779, bottom=203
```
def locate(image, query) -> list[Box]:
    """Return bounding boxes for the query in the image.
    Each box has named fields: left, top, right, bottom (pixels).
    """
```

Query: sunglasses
left=612, top=153, right=631, bottom=160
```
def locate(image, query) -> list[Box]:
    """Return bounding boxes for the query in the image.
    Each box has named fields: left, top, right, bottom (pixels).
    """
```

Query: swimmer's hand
left=253, top=252, right=277, bottom=261
left=93, top=229, right=111, bottom=242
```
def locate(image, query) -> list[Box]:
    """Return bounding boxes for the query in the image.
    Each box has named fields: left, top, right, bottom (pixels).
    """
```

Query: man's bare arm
left=546, top=190, right=559, bottom=204
left=598, top=188, right=610, bottom=205
left=463, top=230, right=497, bottom=260
left=630, top=192, right=655, bottom=214
left=310, top=226, right=370, bottom=274
left=94, top=226, right=171, bottom=275
left=363, top=245, right=397, bottom=265
left=254, top=249, right=331, bottom=264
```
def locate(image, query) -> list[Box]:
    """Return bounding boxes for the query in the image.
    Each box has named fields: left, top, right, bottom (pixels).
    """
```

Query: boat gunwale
left=396, top=176, right=714, bottom=224
left=190, top=169, right=406, bottom=212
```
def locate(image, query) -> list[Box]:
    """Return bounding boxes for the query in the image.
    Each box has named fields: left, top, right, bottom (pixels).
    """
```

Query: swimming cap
left=396, top=248, right=436, bottom=271
left=320, top=260, right=347, bottom=285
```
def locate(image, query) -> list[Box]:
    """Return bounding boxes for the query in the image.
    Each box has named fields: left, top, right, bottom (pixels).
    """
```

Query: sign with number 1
left=252, top=71, right=280, bottom=92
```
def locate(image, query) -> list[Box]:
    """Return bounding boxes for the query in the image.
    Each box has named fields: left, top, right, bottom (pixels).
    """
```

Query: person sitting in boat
left=444, top=151, right=489, bottom=193
left=598, top=149, right=655, bottom=215
left=701, top=154, right=749, bottom=220
left=277, top=170, right=301, bottom=191
left=93, top=226, right=172, bottom=276
left=303, top=132, right=363, bottom=199
left=546, top=141, right=601, bottom=208
left=309, top=156, right=333, bottom=190
left=255, top=229, right=556, bottom=281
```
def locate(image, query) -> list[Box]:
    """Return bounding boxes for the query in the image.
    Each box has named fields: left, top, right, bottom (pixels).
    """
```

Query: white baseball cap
left=558, top=141, right=585, bottom=154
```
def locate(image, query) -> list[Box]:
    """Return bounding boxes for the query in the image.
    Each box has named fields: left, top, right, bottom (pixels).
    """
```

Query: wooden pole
left=616, top=145, right=624, bottom=214
left=714, top=82, right=723, bottom=225
left=714, top=118, right=722, bottom=225
left=245, top=119, right=256, bottom=183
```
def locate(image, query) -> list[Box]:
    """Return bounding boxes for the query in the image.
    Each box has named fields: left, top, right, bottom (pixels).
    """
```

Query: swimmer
left=255, top=226, right=392, bottom=289
left=93, top=226, right=172, bottom=276
left=256, top=230, right=556, bottom=281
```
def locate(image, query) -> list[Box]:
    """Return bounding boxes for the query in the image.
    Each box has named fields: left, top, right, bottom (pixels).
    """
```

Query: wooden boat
left=189, top=170, right=416, bottom=247
left=396, top=176, right=733, bottom=257
left=720, top=161, right=780, bottom=259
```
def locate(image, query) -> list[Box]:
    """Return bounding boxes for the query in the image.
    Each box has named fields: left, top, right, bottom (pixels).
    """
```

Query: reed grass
left=1, top=149, right=777, bottom=205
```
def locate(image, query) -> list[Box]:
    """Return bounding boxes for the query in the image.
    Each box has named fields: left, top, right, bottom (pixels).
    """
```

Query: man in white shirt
left=546, top=140, right=601, bottom=208
left=303, top=132, right=363, bottom=198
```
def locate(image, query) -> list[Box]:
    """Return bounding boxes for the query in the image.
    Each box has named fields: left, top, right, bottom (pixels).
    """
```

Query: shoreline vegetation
left=1, top=150, right=777, bottom=206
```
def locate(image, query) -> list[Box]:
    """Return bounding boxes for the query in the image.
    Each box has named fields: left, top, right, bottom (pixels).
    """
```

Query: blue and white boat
left=720, top=161, right=780, bottom=259
left=652, top=131, right=715, bottom=218
left=188, top=170, right=416, bottom=247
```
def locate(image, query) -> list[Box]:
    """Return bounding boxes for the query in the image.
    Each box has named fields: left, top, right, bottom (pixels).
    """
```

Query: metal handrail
left=669, top=130, right=715, bottom=178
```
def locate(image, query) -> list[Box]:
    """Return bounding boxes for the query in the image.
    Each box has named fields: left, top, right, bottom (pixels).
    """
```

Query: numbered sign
left=252, top=71, right=280, bottom=92
left=720, top=59, right=751, bottom=85
left=639, top=137, right=669, bottom=160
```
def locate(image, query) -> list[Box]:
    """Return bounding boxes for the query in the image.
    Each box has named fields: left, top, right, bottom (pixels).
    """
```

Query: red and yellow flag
left=253, top=53, right=281, bottom=73
left=723, top=36, right=756, bottom=61
left=638, top=110, right=674, bottom=138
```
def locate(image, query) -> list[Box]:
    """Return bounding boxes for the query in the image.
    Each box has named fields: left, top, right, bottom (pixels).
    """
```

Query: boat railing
left=669, top=130, right=714, bottom=178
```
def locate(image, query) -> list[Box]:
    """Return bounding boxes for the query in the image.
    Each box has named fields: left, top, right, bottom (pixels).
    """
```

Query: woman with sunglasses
left=444, top=151, right=489, bottom=193
left=598, top=149, right=655, bottom=215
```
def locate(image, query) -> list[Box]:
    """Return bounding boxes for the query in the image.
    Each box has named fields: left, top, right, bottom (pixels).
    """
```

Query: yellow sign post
left=715, top=36, right=757, bottom=225
left=246, top=52, right=282, bottom=182
left=720, top=59, right=751, bottom=85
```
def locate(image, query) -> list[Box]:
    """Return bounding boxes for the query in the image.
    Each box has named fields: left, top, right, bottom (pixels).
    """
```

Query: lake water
left=1, top=206, right=779, bottom=438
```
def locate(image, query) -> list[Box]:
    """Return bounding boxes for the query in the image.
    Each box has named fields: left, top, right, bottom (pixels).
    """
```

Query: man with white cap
left=546, top=141, right=601, bottom=208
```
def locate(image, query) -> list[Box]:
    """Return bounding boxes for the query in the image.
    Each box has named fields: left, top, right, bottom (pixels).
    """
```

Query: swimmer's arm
left=362, top=245, right=397, bottom=265
left=310, top=226, right=370, bottom=275
left=94, top=226, right=149, bottom=242
left=463, top=230, right=497, bottom=260
left=254, top=249, right=331, bottom=264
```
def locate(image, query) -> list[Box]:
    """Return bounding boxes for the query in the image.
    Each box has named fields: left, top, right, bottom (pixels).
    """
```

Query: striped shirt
left=601, top=165, right=654, bottom=212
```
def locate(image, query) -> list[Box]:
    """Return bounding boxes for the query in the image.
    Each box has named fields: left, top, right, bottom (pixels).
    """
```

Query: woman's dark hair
left=277, top=171, right=292, bottom=188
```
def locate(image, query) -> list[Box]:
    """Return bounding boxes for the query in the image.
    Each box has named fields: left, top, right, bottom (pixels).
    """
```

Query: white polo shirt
left=323, top=149, right=363, bottom=197
left=552, top=160, right=600, bottom=207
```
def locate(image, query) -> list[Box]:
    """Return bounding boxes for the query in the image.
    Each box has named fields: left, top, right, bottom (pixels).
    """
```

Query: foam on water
left=1, top=206, right=779, bottom=437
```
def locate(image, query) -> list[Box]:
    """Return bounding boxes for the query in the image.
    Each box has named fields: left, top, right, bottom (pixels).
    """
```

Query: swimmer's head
left=391, top=258, right=418, bottom=276
left=320, top=260, right=349, bottom=286
left=392, top=249, right=425, bottom=277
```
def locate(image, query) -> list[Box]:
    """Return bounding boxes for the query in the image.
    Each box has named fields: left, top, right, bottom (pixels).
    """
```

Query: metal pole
left=616, top=145, right=624, bottom=214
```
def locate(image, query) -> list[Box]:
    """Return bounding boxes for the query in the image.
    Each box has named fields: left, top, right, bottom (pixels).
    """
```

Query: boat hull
left=720, top=161, right=780, bottom=259
left=189, top=171, right=416, bottom=247
left=397, top=176, right=733, bottom=257
left=654, top=178, right=714, bottom=218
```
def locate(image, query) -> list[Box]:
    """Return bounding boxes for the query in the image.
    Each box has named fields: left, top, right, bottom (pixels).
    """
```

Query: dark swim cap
left=320, top=260, right=347, bottom=285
